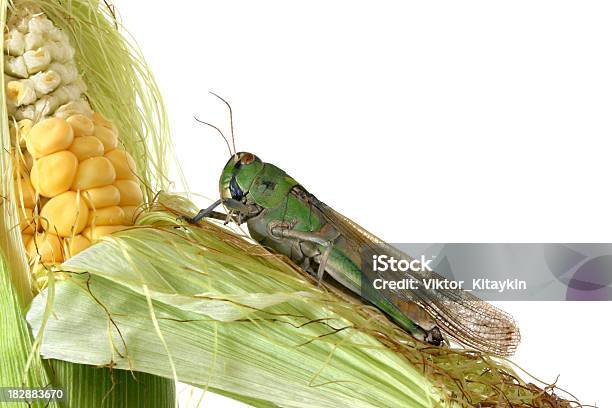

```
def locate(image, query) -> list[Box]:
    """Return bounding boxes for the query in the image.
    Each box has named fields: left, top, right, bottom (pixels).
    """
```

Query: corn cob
left=5, top=7, right=144, bottom=285
left=2, top=2, right=175, bottom=407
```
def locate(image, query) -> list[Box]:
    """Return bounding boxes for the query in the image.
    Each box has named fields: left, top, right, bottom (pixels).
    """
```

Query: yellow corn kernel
left=121, top=206, right=139, bottom=225
left=72, top=156, right=116, bottom=191
left=114, top=179, right=143, bottom=206
left=93, top=124, right=118, bottom=153
left=16, top=176, right=36, bottom=208
left=69, top=135, right=104, bottom=161
left=27, top=232, right=63, bottom=263
left=92, top=112, right=116, bottom=131
left=40, top=191, right=89, bottom=237
left=27, top=117, right=74, bottom=158
left=82, top=225, right=128, bottom=241
left=30, top=150, right=78, bottom=197
left=81, top=185, right=121, bottom=209
left=66, top=114, right=94, bottom=137
left=64, top=234, right=91, bottom=257
left=18, top=207, right=35, bottom=234
left=105, top=149, right=138, bottom=180
left=88, top=206, right=125, bottom=226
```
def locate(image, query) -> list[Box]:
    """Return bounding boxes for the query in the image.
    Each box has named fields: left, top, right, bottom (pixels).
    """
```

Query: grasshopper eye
left=240, top=153, right=255, bottom=165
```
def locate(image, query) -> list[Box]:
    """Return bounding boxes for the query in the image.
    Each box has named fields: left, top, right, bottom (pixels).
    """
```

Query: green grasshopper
left=185, top=99, right=520, bottom=356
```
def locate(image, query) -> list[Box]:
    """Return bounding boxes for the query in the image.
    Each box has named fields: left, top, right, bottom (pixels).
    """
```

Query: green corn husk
left=0, top=248, right=51, bottom=395
left=1, top=0, right=176, bottom=406
left=26, top=194, right=578, bottom=408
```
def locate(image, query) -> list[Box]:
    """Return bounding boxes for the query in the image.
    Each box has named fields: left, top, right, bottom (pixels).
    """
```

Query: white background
left=115, top=1, right=611, bottom=407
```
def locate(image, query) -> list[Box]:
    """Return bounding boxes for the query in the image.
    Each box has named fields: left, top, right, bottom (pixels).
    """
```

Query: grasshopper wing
left=301, top=189, right=521, bottom=356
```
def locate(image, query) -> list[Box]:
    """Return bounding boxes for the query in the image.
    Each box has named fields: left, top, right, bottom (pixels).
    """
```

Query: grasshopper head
left=219, top=152, right=264, bottom=202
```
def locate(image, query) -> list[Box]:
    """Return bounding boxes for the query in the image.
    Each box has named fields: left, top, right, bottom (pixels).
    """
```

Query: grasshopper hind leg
left=270, top=225, right=336, bottom=286
left=315, top=242, right=334, bottom=286
left=268, top=224, right=444, bottom=346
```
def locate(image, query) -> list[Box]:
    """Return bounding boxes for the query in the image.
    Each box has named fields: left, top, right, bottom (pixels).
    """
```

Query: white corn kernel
left=31, top=70, right=61, bottom=95
left=15, top=105, right=36, bottom=121
left=54, top=100, right=93, bottom=119
left=7, top=80, right=37, bottom=106
left=50, top=62, right=78, bottom=84
left=52, top=85, right=81, bottom=108
left=5, top=56, right=28, bottom=78
left=28, top=15, right=54, bottom=34
left=52, top=87, right=70, bottom=105
left=42, top=42, right=59, bottom=61
left=24, top=32, right=44, bottom=51
left=34, top=95, right=59, bottom=118
left=46, top=26, right=63, bottom=42
left=62, top=84, right=82, bottom=102
left=5, top=30, right=25, bottom=56
left=23, top=48, right=51, bottom=74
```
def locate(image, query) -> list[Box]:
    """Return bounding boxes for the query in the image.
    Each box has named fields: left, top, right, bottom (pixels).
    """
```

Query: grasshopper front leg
left=183, top=199, right=228, bottom=223
left=183, top=198, right=261, bottom=225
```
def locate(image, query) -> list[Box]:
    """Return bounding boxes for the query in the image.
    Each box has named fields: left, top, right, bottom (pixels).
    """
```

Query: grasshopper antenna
left=209, top=91, right=236, bottom=154
left=193, top=116, right=233, bottom=157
